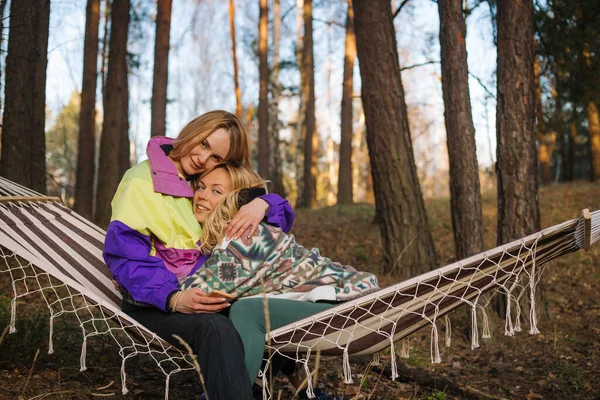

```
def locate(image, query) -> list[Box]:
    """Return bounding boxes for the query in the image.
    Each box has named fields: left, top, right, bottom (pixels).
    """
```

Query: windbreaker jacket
left=103, top=136, right=294, bottom=311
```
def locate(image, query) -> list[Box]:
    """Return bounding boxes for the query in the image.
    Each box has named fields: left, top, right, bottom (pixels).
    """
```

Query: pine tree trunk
left=564, top=119, right=576, bottom=182
left=586, top=101, right=600, bottom=181
left=495, top=0, right=542, bottom=318
left=553, top=80, right=566, bottom=183
left=258, top=0, right=269, bottom=179
left=74, top=0, right=101, bottom=220
left=438, top=0, right=484, bottom=260
left=337, top=0, right=356, bottom=205
left=301, top=0, right=317, bottom=209
left=150, top=0, right=172, bottom=138
left=100, top=0, right=110, bottom=98
left=1, top=0, right=50, bottom=193
left=353, top=0, right=437, bottom=277
left=94, top=0, right=130, bottom=227
left=229, top=0, right=242, bottom=119
left=268, top=0, right=285, bottom=196
left=295, top=0, right=305, bottom=207
left=496, top=0, right=540, bottom=246
left=0, top=0, right=8, bottom=115
left=536, top=58, right=552, bottom=185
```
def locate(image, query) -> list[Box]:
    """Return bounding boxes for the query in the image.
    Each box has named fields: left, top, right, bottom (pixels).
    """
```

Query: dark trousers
left=122, top=302, right=252, bottom=400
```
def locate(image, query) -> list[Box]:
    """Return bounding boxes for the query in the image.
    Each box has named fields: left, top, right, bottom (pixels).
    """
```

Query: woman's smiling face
left=193, top=168, right=233, bottom=223
left=179, top=128, right=231, bottom=176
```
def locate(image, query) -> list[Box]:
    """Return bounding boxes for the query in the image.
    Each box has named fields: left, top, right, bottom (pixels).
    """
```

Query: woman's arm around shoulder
left=259, top=193, right=294, bottom=232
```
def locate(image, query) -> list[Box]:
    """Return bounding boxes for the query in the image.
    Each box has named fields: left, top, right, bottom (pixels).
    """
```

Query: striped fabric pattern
left=0, top=177, right=194, bottom=397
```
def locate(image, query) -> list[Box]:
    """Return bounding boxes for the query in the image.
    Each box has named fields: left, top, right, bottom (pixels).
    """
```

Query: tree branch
left=313, top=17, right=345, bottom=29
left=396, top=59, right=497, bottom=101
left=281, top=4, right=295, bottom=21
left=393, top=0, right=411, bottom=19
left=468, top=71, right=496, bottom=100
left=464, top=0, right=487, bottom=18
left=400, top=60, right=439, bottom=71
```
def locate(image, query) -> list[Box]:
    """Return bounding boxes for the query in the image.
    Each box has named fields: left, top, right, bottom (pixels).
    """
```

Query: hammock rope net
left=0, top=176, right=597, bottom=399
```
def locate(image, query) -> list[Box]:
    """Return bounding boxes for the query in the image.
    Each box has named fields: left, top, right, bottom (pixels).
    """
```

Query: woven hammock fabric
left=0, top=177, right=194, bottom=398
left=0, top=176, right=598, bottom=400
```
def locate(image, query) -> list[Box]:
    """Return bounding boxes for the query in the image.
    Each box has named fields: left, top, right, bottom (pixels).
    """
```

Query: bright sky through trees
left=42, top=0, right=497, bottom=168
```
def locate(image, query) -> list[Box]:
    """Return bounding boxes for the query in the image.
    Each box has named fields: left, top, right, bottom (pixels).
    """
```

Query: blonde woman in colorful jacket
left=103, top=110, right=293, bottom=400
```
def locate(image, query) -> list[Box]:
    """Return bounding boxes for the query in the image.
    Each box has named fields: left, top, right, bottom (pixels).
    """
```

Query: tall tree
left=587, top=101, right=600, bottom=180
left=438, top=0, right=484, bottom=260
left=496, top=0, right=540, bottom=246
left=47, top=93, right=81, bottom=204
left=228, top=0, right=242, bottom=119
left=100, top=0, right=110, bottom=97
left=534, top=57, right=552, bottom=185
left=353, top=0, right=437, bottom=277
left=0, top=0, right=8, bottom=115
left=295, top=0, right=305, bottom=206
left=0, top=0, right=50, bottom=193
left=268, top=0, right=285, bottom=196
left=301, top=0, right=317, bottom=208
left=257, top=0, right=269, bottom=178
left=94, top=0, right=130, bottom=227
left=337, top=0, right=356, bottom=205
left=150, top=0, right=173, bottom=137
left=74, top=0, right=101, bottom=219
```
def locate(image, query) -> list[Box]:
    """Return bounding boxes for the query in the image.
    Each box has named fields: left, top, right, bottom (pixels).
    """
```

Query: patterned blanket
left=181, top=223, right=379, bottom=302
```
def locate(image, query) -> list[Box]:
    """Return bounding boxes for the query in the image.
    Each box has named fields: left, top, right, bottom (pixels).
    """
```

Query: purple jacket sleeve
left=259, top=193, right=294, bottom=233
left=103, top=220, right=179, bottom=312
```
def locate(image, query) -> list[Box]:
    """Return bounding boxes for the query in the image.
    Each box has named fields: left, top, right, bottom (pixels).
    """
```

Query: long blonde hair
left=196, top=163, right=267, bottom=253
left=170, top=110, right=250, bottom=167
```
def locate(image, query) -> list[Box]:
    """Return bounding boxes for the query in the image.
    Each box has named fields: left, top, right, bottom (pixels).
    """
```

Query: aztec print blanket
left=181, top=223, right=379, bottom=302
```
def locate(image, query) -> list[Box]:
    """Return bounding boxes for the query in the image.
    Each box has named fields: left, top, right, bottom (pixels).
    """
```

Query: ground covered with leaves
left=1, top=182, right=599, bottom=399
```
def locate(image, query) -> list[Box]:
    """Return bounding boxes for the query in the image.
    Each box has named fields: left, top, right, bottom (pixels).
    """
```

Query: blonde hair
left=169, top=110, right=250, bottom=168
left=196, top=163, right=267, bottom=253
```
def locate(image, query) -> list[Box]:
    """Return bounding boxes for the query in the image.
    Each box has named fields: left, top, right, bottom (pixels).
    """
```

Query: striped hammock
left=0, top=176, right=597, bottom=400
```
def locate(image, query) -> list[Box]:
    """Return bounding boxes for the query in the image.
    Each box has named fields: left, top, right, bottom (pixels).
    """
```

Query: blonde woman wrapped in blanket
left=182, top=162, right=380, bottom=388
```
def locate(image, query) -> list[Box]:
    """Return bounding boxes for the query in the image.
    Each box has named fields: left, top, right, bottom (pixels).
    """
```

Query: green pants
left=229, top=298, right=334, bottom=383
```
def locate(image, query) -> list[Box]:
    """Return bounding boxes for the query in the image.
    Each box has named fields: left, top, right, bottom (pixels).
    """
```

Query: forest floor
left=0, top=182, right=599, bottom=400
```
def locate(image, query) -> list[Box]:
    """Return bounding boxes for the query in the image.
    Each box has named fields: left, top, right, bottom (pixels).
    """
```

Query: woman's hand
left=173, top=288, right=230, bottom=313
left=225, top=198, right=269, bottom=239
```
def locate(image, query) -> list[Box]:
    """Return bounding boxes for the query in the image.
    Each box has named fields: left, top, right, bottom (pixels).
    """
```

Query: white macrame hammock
left=0, top=176, right=597, bottom=399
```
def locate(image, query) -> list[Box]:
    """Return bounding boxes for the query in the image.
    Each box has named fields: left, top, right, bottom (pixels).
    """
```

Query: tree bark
left=353, top=0, right=437, bottom=277
left=301, top=0, right=317, bottom=209
left=94, top=0, right=130, bottom=227
left=0, top=0, right=50, bottom=193
left=337, top=0, right=356, bottom=205
left=552, top=80, right=567, bottom=183
left=295, top=0, right=305, bottom=207
left=535, top=57, right=552, bottom=185
left=74, top=0, right=101, bottom=220
left=586, top=101, right=600, bottom=181
left=268, top=0, right=285, bottom=196
left=100, top=0, right=110, bottom=98
left=496, top=0, right=540, bottom=246
left=258, top=0, right=269, bottom=179
left=438, top=0, right=484, bottom=260
left=0, top=0, right=8, bottom=116
left=564, top=119, right=577, bottom=182
left=229, top=0, right=242, bottom=120
left=150, top=0, right=172, bottom=138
